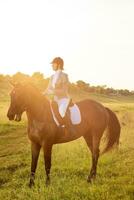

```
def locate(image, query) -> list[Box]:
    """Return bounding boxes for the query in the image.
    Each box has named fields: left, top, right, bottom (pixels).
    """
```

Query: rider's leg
left=51, top=100, right=64, bottom=126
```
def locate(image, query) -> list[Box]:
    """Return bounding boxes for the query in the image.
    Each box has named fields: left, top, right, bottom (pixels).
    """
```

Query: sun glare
left=0, top=0, right=134, bottom=90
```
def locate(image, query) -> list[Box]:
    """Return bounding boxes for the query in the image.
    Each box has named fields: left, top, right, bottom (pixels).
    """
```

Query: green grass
left=0, top=93, right=134, bottom=200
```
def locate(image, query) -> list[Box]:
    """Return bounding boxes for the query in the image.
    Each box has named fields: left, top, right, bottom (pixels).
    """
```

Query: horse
left=7, top=83, right=121, bottom=187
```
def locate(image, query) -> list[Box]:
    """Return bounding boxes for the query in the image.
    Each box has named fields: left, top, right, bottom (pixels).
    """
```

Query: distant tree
left=76, top=80, right=90, bottom=91
left=0, top=72, right=133, bottom=97
left=32, top=72, right=44, bottom=80
left=118, top=89, right=130, bottom=96
left=131, top=90, right=134, bottom=95
left=105, top=87, right=116, bottom=95
left=31, top=72, right=47, bottom=91
left=0, top=74, right=5, bottom=82
left=94, top=86, right=103, bottom=94
left=12, top=72, right=30, bottom=82
left=88, top=86, right=96, bottom=93
left=95, top=85, right=108, bottom=94
left=68, top=82, right=78, bottom=94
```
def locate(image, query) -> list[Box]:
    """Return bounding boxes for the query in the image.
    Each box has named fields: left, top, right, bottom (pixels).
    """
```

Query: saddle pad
left=50, top=101, right=81, bottom=126
left=69, top=104, right=81, bottom=125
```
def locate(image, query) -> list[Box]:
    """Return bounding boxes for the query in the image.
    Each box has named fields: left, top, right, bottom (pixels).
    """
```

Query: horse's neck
left=26, top=94, right=51, bottom=123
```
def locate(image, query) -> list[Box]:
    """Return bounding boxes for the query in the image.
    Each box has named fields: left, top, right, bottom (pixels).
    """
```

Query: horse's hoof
left=46, top=179, right=50, bottom=187
left=87, top=175, right=96, bottom=183
left=29, top=181, right=35, bottom=188
left=87, top=176, right=92, bottom=183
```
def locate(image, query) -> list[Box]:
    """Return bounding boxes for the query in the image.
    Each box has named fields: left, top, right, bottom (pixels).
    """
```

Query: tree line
left=0, top=72, right=133, bottom=96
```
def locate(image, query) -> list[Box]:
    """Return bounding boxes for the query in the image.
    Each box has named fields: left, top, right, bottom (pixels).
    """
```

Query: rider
left=44, top=57, right=72, bottom=127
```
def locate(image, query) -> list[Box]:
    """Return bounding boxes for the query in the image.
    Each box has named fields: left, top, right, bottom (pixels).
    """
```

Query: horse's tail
left=102, top=107, right=121, bottom=154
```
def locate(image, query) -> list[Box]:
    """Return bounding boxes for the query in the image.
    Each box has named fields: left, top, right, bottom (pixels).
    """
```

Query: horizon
left=0, top=0, right=134, bottom=91
left=1, top=70, right=133, bottom=92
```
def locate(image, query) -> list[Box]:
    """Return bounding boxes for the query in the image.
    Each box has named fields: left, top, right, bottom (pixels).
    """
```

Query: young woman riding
left=44, top=57, right=72, bottom=127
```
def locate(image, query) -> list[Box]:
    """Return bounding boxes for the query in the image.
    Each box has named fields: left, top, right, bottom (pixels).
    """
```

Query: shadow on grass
left=0, top=163, right=27, bottom=188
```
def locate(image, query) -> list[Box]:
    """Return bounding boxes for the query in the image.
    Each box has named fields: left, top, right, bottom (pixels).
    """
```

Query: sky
left=0, top=0, right=134, bottom=90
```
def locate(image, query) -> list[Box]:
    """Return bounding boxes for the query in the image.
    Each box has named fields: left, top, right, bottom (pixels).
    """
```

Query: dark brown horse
left=7, top=83, right=121, bottom=187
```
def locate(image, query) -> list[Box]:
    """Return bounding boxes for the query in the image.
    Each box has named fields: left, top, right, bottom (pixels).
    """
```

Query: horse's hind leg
left=84, top=133, right=93, bottom=154
left=88, top=132, right=101, bottom=182
left=29, top=142, right=41, bottom=188
left=84, top=132, right=101, bottom=183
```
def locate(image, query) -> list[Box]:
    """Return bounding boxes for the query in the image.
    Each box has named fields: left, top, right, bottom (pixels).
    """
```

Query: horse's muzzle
left=7, top=114, right=15, bottom=121
left=7, top=111, right=22, bottom=122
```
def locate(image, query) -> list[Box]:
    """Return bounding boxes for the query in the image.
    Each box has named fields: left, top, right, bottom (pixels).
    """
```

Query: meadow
left=0, top=91, right=134, bottom=200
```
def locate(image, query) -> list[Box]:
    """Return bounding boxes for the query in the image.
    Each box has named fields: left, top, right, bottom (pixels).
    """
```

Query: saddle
left=51, top=99, right=74, bottom=127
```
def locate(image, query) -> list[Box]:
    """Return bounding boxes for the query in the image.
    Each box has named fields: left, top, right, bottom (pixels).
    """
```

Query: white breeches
left=54, top=97, right=70, bottom=118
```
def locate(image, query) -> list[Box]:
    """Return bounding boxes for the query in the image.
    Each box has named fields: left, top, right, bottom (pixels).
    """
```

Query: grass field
left=0, top=92, right=134, bottom=200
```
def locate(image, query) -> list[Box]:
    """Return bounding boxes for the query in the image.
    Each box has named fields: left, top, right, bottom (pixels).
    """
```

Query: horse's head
left=7, top=82, right=28, bottom=122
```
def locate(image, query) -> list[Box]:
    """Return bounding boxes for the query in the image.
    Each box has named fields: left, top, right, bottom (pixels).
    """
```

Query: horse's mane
left=25, top=83, right=41, bottom=95
left=23, top=83, right=48, bottom=105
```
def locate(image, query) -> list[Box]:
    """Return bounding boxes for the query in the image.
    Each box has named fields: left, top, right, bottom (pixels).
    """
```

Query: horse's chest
left=28, top=120, right=44, bottom=143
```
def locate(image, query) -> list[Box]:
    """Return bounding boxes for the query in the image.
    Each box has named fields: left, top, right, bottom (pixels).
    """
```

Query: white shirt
left=52, top=69, right=62, bottom=88
left=49, top=69, right=71, bottom=118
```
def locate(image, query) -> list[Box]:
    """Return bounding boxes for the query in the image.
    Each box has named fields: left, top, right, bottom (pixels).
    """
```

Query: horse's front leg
left=29, top=142, right=41, bottom=188
left=43, top=143, right=53, bottom=186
